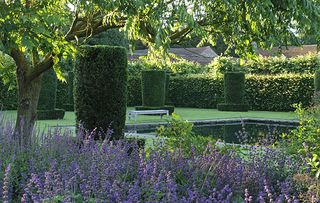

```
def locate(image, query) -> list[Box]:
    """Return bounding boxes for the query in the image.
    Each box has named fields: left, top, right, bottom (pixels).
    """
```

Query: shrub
left=218, top=72, right=249, bottom=111
left=206, top=56, right=246, bottom=76
left=0, top=51, right=17, bottom=110
left=128, top=56, right=204, bottom=76
left=168, top=75, right=224, bottom=108
left=74, top=45, right=128, bottom=139
left=247, top=54, right=320, bottom=74
left=246, top=74, right=313, bottom=111
left=37, top=69, right=65, bottom=120
left=282, top=104, right=320, bottom=179
left=38, top=69, right=57, bottom=110
left=0, top=81, right=17, bottom=110
left=315, top=69, right=320, bottom=92
left=127, top=76, right=142, bottom=106
left=63, top=71, right=74, bottom=111
left=156, top=113, right=214, bottom=154
left=167, top=74, right=314, bottom=111
left=56, top=80, right=68, bottom=109
left=224, top=72, right=246, bottom=104
left=141, top=70, right=166, bottom=107
left=207, top=54, right=320, bottom=75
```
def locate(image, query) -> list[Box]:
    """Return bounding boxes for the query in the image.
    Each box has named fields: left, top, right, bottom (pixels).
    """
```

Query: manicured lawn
left=2, top=107, right=297, bottom=129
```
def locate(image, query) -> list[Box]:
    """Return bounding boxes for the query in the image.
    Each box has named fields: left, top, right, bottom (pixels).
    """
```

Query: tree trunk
left=14, top=68, right=42, bottom=147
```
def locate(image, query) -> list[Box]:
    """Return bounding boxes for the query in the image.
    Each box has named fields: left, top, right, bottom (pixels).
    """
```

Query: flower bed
left=1, top=117, right=317, bottom=202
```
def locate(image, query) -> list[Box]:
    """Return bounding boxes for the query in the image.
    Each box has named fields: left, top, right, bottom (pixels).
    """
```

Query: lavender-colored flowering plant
left=0, top=115, right=318, bottom=202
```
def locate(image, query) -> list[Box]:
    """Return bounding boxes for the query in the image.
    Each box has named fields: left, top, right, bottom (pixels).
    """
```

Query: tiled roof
left=128, top=46, right=218, bottom=65
left=256, top=45, right=319, bottom=57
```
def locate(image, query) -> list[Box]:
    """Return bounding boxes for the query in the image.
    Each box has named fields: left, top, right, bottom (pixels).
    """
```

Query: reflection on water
left=193, top=122, right=296, bottom=144
left=131, top=121, right=298, bottom=144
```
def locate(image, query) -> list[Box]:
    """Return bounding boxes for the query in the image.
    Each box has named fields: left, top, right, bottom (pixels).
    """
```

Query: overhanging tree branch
left=28, top=54, right=53, bottom=81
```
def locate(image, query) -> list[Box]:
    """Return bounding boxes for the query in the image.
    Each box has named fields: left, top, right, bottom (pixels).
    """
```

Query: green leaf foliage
left=74, top=45, right=128, bottom=139
left=0, top=51, right=16, bottom=89
left=38, top=69, right=57, bottom=110
left=141, top=70, right=166, bottom=107
left=164, top=74, right=313, bottom=111
left=207, top=54, right=320, bottom=76
left=282, top=104, right=320, bottom=179
left=223, top=72, right=246, bottom=104
left=156, top=113, right=215, bottom=155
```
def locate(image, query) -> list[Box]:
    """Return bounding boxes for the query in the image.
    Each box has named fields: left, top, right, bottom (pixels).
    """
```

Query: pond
left=193, top=122, right=296, bottom=144
left=126, top=119, right=298, bottom=144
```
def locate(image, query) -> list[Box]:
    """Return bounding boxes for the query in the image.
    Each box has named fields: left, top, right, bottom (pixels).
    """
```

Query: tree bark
left=14, top=69, right=42, bottom=146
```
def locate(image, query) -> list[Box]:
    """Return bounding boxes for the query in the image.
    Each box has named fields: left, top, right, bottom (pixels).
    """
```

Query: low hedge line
left=1, top=74, right=315, bottom=112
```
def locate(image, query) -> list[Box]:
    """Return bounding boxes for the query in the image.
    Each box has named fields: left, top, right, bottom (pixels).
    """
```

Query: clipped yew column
left=37, top=69, right=65, bottom=120
left=74, top=45, right=127, bottom=140
left=217, top=72, right=249, bottom=111
left=136, top=70, right=174, bottom=114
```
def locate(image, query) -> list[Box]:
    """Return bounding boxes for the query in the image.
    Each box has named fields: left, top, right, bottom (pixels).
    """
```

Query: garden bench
left=128, top=110, right=169, bottom=121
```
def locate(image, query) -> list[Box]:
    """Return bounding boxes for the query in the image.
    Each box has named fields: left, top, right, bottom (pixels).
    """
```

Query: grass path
left=2, top=107, right=297, bottom=128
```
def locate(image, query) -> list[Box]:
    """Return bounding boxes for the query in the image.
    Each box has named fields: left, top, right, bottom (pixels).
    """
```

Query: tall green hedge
left=224, top=72, right=245, bottom=104
left=314, top=69, right=320, bottom=92
left=168, top=75, right=224, bottom=108
left=217, top=72, right=249, bottom=111
left=168, top=74, right=313, bottom=111
left=141, top=70, right=166, bottom=107
left=38, top=69, right=57, bottom=110
left=37, top=69, right=65, bottom=120
left=1, top=73, right=314, bottom=112
left=74, top=45, right=127, bottom=139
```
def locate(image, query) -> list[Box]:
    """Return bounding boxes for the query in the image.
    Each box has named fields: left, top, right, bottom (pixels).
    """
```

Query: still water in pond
left=193, top=122, right=297, bottom=144
left=134, top=122, right=297, bottom=144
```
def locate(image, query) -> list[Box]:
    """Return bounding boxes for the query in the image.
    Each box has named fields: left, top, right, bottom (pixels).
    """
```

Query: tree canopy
left=1, top=0, right=320, bottom=67
left=1, top=0, right=320, bottom=143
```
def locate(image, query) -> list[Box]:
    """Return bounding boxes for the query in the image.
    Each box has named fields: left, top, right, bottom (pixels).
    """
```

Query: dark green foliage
left=0, top=80, right=17, bottom=110
left=38, top=69, right=57, bottom=110
left=246, top=74, right=313, bottom=111
left=87, top=29, right=128, bottom=48
left=74, top=45, right=127, bottom=139
left=314, top=69, right=320, bottom=91
left=37, top=69, right=65, bottom=119
left=224, top=72, right=245, bottom=104
left=166, top=74, right=314, bottom=111
left=168, top=75, right=224, bottom=108
left=65, top=71, right=74, bottom=111
left=56, top=71, right=75, bottom=111
left=165, top=73, right=171, bottom=105
left=141, top=70, right=166, bottom=107
left=135, top=105, right=175, bottom=115
left=56, top=81, right=68, bottom=109
left=37, top=109, right=65, bottom=120
left=127, top=76, right=142, bottom=106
